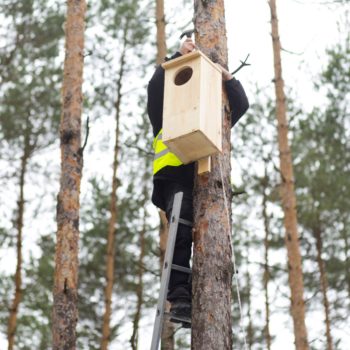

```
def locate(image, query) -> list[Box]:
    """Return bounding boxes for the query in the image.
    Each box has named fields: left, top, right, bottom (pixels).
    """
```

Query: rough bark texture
left=159, top=211, right=175, bottom=350
left=101, top=26, right=127, bottom=350
left=155, top=0, right=167, bottom=64
left=130, top=207, right=146, bottom=350
left=262, top=172, right=272, bottom=350
left=52, top=1, right=86, bottom=349
left=192, top=1, right=233, bottom=349
left=268, top=1, right=309, bottom=349
left=7, top=115, right=31, bottom=350
left=313, top=227, right=333, bottom=350
left=159, top=210, right=168, bottom=268
left=155, top=1, right=175, bottom=348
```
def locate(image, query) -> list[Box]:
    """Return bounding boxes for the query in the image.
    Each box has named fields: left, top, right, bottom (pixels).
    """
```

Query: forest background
left=0, top=0, right=349, bottom=349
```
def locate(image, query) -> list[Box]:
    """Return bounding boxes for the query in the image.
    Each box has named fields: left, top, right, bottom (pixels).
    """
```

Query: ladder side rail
left=150, top=191, right=184, bottom=350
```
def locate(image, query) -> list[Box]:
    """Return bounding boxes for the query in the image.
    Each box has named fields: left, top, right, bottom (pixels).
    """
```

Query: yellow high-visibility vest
left=153, top=129, right=183, bottom=174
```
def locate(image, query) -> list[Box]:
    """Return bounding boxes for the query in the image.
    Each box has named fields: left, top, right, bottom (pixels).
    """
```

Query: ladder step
left=164, top=312, right=191, bottom=324
left=151, top=192, right=192, bottom=350
left=172, top=264, right=192, bottom=274
left=179, top=218, right=193, bottom=227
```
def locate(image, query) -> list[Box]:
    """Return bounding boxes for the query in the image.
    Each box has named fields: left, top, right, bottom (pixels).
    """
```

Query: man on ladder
left=147, top=36, right=249, bottom=328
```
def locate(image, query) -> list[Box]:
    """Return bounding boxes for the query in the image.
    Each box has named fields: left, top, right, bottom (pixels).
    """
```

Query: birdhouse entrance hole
left=174, top=66, right=193, bottom=86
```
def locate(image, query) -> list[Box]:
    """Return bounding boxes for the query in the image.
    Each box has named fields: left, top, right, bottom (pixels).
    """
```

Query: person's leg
left=164, top=183, right=193, bottom=303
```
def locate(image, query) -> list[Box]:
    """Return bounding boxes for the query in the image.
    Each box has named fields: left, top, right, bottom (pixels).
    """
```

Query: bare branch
left=231, top=54, right=251, bottom=75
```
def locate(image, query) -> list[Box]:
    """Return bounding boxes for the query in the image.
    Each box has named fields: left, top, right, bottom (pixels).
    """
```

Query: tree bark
left=155, top=0, right=167, bottom=64
left=159, top=211, right=175, bottom=350
left=192, top=1, right=233, bottom=349
left=268, top=1, right=309, bottom=349
left=101, top=25, right=128, bottom=350
left=313, top=227, right=333, bottom=350
left=262, top=171, right=272, bottom=350
left=52, top=1, right=86, bottom=349
left=155, top=1, right=175, bottom=348
left=7, top=114, right=31, bottom=350
left=130, top=206, right=147, bottom=350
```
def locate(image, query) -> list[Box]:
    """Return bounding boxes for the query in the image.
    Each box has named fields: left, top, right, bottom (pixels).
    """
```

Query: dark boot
left=168, top=285, right=191, bottom=328
left=170, top=300, right=191, bottom=328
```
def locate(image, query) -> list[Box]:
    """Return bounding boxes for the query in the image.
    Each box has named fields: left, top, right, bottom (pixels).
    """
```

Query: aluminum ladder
left=150, top=191, right=192, bottom=350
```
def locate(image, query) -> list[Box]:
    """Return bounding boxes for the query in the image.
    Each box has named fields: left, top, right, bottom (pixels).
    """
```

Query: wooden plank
left=162, top=50, right=222, bottom=73
left=197, top=157, right=211, bottom=174
left=164, top=130, right=220, bottom=164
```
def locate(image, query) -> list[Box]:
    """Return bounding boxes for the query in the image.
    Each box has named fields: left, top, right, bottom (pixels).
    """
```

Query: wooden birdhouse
left=162, top=50, right=222, bottom=170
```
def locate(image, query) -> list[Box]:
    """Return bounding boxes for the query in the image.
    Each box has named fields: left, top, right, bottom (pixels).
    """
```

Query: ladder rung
left=179, top=218, right=193, bottom=227
left=164, top=312, right=191, bottom=324
left=171, top=264, right=192, bottom=274
left=151, top=192, right=192, bottom=350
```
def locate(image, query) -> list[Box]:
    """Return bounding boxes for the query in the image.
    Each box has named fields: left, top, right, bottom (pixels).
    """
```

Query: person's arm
left=220, top=67, right=249, bottom=127
left=147, top=64, right=165, bottom=137
left=225, top=78, right=249, bottom=127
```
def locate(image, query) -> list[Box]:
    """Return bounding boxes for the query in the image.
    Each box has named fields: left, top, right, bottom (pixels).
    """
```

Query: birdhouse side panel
left=199, top=59, right=222, bottom=153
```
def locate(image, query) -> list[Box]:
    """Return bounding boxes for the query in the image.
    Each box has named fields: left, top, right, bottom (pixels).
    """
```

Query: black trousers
left=161, top=182, right=193, bottom=302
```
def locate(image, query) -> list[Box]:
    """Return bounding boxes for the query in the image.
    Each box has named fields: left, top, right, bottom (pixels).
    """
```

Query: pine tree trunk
left=156, top=0, right=167, bottom=64
left=155, top=1, right=175, bottom=348
left=313, top=227, right=333, bottom=350
left=262, top=171, right=272, bottom=350
left=192, top=1, right=233, bottom=349
left=52, top=1, right=86, bottom=349
left=159, top=211, right=175, bottom=350
left=268, top=1, right=309, bottom=349
left=130, top=207, right=147, bottom=350
left=101, top=25, right=128, bottom=350
left=7, top=115, right=31, bottom=350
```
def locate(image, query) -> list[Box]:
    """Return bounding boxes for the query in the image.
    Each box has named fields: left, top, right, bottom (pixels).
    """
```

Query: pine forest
left=0, top=0, right=349, bottom=349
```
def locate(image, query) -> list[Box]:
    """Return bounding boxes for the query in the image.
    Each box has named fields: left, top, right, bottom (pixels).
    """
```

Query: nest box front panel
left=162, top=58, right=201, bottom=141
left=162, top=51, right=222, bottom=164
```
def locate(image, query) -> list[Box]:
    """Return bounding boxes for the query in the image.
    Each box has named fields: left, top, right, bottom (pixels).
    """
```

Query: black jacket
left=147, top=52, right=249, bottom=209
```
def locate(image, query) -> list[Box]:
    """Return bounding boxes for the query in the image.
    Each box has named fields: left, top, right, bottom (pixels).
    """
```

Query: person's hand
left=179, top=38, right=196, bottom=55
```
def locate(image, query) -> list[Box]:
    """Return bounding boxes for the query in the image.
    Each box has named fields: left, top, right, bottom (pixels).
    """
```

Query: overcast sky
left=166, top=1, right=347, bottom=112
left=226, top=0, right=347, bottom=110
left=1, top=1, right=348, bottom=349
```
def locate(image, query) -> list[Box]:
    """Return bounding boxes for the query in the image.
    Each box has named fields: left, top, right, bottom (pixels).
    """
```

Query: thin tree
left=245, top=255, right=254, bottom=350
left=341, top=225, right=350, bottom=300
left=100, top=23, right=128, bottom=350
left=313, top=225, right=333, bottom=350
left=268, top=0, right=309, bottom=348
left=6, top=114, right=31, bottom=350
left=192, top=1, right=233, bottom=349
left=159, top=211, right=175, bottom=350
left=155, top=0, right=175, bottom=347
left=52, top=1, right=86, bottom=349
left=156, top=0, right=167, bottom=65
left=130, top=179, right=148, bottom=350
left=130, top=215, right=146, bottom=350
left=1, top=2, right=63, bottom=347
left=261, top=167, right=272, bottom=350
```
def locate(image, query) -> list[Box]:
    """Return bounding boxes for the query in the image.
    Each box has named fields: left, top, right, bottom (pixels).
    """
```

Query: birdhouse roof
left=162, top=50, right=222, bottom=74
